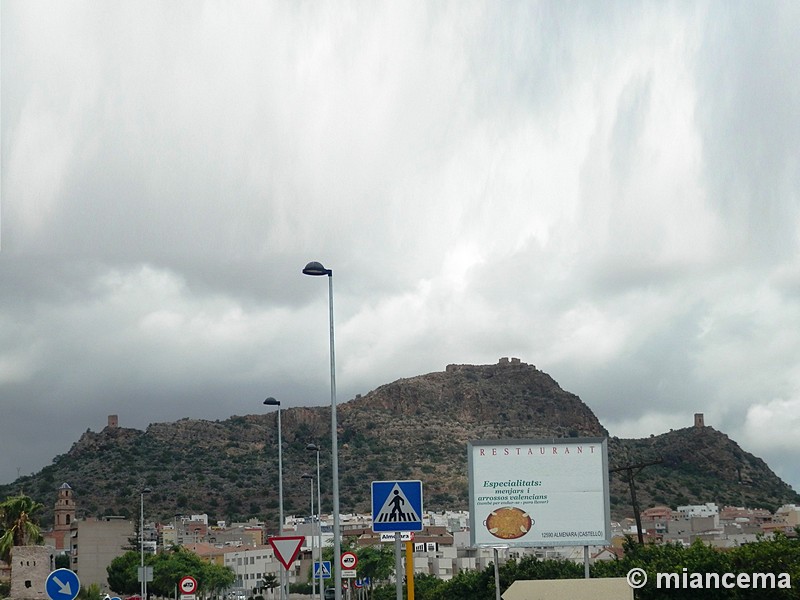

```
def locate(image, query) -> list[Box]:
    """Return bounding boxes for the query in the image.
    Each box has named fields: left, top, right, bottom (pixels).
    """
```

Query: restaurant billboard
left=468, top=437, right=611, bottom=547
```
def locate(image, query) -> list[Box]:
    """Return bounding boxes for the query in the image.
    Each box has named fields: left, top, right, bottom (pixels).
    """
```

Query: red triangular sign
left=269, top=536, right=305, bottom=570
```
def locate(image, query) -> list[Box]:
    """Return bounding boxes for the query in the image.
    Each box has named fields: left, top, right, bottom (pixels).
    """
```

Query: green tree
left=203, top=562, right=236, bottom=597
left=108, top=547, right=234, bottom=597
left=501, top=555, right=583, bottom=585
left=355, top=545, right=395, bottom=585
left=0, top=494, right=45, bottom=563
left=729, top=530, right=800, bottom=600
left=259, top=574, right=278, bottom=596
left=55, top=554, right=71, bottom=569
left=428, top=567, right=493, bottom=600
left=592, top=538, right=733, bottom=600
left=106, top=551, right=140, bottom=595
left=412, top=573, right=446, bottom=600
left=77, top=583, right=103, bottom=600
left=149, top=546, right=207, bottom=597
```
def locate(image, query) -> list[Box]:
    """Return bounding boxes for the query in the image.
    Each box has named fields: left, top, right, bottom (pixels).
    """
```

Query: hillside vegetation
left=3, top=361, right=797, bottom=528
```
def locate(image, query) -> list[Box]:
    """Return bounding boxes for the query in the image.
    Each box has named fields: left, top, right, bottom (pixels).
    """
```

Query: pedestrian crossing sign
left=371, top=480, right=423, bottom=532
left=313, top=561, right=331, bottom=579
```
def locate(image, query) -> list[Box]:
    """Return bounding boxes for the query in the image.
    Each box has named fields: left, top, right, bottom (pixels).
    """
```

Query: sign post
left=405, top=540, right=415, bottom=600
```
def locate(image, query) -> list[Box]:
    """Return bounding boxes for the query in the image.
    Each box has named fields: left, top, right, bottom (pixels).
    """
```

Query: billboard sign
left=468, top=438, right=610, bottom=547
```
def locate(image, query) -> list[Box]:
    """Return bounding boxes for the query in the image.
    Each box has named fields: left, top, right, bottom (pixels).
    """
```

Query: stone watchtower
left=9, top=546, right=52, bottom=600
left=694, top=413, right=705, bottom=428
left=53, top=483, right=76, bottom=551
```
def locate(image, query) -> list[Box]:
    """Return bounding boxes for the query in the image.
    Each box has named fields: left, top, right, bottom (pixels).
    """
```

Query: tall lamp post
left=301, top=473, right=315, bottom=599
left=263, top=397, right=286, bottom=600
left=302, top=260, right=341, bottom=600
left=306, top=443, right=322, bottom=600
left=140, top=487, right=151, bottom=600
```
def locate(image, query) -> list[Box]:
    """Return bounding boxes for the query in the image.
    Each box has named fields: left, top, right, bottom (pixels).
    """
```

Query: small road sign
left=179, top=576, right=197, bottom=595
left=340, top=551, right=358, bottom=570
left=342, top=569, right=357, bottom=578
left=379, top=532, right=414, bottom=542
left=314, top=561, right=332, bottom=580
left=371, top=480, right=423, bottom=532
left=46, top=569, right=81, bottom=600
left=269, top=535, right=305, bottom=570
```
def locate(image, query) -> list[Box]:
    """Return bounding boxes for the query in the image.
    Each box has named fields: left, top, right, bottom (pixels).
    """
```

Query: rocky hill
left=3, top=360, right=798, bottom=529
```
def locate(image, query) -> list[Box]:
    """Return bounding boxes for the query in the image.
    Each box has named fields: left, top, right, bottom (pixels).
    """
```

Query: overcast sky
left=2, top=1, right=799, bottom=497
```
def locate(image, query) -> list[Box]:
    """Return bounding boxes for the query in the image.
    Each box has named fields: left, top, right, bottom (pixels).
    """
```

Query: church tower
left=53, top=483, right=76, bottom=550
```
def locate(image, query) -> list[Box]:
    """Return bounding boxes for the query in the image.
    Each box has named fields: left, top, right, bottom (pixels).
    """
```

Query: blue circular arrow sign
left=46, top=569, right=81, bottom=600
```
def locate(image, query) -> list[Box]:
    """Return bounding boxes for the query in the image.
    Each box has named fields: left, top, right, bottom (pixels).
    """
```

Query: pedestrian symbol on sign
left=375, top=484, right=419, bottom=523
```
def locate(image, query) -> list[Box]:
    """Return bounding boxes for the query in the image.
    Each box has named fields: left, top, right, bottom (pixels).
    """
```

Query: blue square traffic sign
left=314, top=561, right=332, bottom=579
left=371, top=480, right=423, bottom=532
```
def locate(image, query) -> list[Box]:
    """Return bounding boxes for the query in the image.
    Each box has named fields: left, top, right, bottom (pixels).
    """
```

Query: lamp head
left=306, top=443, right=320, bottom=452
left=302, top=261, right=332, bottom=276
left=264, top=397, right=280, bottom=406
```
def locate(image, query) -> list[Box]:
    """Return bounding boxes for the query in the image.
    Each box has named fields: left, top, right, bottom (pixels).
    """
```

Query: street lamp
left=306, top=443, right=322, bottom=600
left=302, top=260, right=342, bottom=600
left=301, top=473, right=315, bottom=599
left=263, top=396, right=286, bottom=600
left=140, top=487, right=151, bottom=600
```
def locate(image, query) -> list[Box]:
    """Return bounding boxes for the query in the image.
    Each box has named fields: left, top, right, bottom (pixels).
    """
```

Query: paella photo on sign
left=485, top=506, right=532, bottom=539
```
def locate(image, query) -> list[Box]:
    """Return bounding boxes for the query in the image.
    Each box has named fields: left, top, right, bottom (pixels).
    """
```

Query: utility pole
left=609, top=459, right=662, bottom=544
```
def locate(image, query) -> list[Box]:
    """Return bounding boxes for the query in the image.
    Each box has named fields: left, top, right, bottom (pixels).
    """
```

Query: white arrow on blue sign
left=46, top=569, right=81, bottom=600
left=371, top=480, right=423, bottom=532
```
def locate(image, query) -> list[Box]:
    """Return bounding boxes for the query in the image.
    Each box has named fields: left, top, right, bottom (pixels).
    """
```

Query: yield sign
left=268, top=536, right=305, bottom=570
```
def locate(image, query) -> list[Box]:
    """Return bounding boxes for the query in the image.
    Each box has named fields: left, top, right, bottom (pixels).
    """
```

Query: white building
left=677, top=503, right=720, bottom=527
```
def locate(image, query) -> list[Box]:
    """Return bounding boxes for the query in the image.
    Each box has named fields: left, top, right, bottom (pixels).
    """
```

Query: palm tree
left=259, top=574, right=278, bottom=599
left=0, top=494, right=45, bottom=563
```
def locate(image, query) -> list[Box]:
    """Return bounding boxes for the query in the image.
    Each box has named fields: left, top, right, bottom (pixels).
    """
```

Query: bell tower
left=53, top=483, right=76, bottom=550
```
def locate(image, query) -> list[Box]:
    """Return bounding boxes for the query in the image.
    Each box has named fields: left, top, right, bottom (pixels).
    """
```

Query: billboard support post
left=583, top=545, right=590, bottom=579
left=493, top=548, right=501, bottom=600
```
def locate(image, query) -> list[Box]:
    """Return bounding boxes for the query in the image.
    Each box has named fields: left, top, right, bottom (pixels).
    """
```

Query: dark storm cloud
left=2, top=1, right=799, bottom=495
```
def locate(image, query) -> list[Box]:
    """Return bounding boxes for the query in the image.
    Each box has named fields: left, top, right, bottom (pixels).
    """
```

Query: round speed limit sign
left=179, top=576, right=198, bottom=595
left=340, top=551, right=358, bottom=570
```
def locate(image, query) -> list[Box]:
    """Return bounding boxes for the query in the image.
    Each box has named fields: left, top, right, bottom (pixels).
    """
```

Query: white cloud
left=605, top=412, right=696, bottom=440
left=743, top=398, right=800, bottom=452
